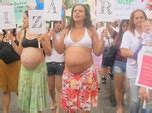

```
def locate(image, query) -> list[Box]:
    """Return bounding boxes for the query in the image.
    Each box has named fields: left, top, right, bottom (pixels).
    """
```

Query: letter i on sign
left=4, top=12, right=10, bottom=24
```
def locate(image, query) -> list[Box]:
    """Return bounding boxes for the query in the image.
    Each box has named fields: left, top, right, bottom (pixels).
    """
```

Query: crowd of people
left=0, top=2, right=152, bottom=113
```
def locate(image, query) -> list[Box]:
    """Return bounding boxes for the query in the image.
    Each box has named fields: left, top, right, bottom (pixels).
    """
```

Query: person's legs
left=114, top=73, right=125, bottom=113
left=100, top=67, right=108, bottom=84
left=55, top=62, right=64, bottom=113
left=128, top=78, right=140, bottom=113
left=2, top=92, right=11, bottom=113
left=108, top=67, right=114, bottom=80
left=101, top=48, right=110, bottom=84
left=113, top=60, right=127, bottom=113
left=48, top=75, right=56, bottom=109
left=55, top=75, right=62, bottom=113
left=47, top=62, right=57, bottom=110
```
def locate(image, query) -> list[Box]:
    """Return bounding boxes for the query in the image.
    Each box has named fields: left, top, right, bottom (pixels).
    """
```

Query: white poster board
left=29, top=10, right=46, bottom=34
left=0, top=4, right=16, bottom=29
left=136, top=46, right=152, bottom=89
left=114, top=0, right=147, bottom=19
left=10, top=0, right=28, bottom=27
left=96, top=0, right=115, bottom=22
left=43, top=0, right=62, bottom=21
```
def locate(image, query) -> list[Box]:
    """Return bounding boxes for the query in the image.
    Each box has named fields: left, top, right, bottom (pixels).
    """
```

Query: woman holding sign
left=46, top=21, right=65, bottom=113
left=51, top=4, right=105, bottom=113
left=10, top=10, right=51, bottom=113
left=120, top=9, right=147, bottom=113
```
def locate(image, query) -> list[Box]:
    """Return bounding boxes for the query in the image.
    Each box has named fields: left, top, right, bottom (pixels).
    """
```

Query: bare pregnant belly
left=21, top=48, right=44, bottom=69
left=65, top=47, right=93, bottom=73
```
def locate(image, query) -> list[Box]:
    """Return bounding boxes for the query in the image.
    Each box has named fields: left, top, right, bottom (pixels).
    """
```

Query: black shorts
left=46, top=62, right=65, bottom=76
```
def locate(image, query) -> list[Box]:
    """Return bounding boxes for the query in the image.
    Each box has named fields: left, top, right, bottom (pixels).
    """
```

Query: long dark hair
left=115, top=19, right=129, bottom=48
left=2, top=29, right=16, bottom=39
left=24, top=10, right=28, bottom=17
left=118, top=19, right=129, bottom=39
left=67, top=4, right=92, bottom=29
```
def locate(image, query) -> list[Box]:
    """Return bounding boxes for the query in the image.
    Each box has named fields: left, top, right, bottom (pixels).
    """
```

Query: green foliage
left=64, top=0, right=73, bottom=9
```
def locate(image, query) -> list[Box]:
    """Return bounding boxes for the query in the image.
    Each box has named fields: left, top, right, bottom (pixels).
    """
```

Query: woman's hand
left=37, top=34, right=47, bottom=43
left=6, top=31, right=14, bottom=41
left=37, top=33, right=51, bottom=55
left=139, top=87, right=150, bottom=102
left=101, top=29, right=110, bottom=39
left=48, top=29, right=56, bottom=40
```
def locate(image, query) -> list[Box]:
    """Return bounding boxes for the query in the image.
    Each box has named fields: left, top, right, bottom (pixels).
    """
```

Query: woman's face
left=122, top=22, right=128, bottom=32
left=22, top=14, right=28, bottom=28
left=72, top=5, right=86, bottom=22
left=53, top=21, right=62, bottom=32
left=133, top=11, right=146, bottom=29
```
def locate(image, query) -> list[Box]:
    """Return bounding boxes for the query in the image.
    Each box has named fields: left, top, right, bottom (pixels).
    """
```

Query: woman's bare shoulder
left=61, top=27, right=70, bottom=36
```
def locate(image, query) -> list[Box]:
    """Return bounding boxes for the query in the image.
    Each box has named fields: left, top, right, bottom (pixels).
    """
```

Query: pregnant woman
left=11, top=10, right=51, bottom=113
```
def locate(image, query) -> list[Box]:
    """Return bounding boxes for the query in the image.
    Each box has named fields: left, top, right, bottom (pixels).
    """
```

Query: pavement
left=0, top=78, right=129, bottom=113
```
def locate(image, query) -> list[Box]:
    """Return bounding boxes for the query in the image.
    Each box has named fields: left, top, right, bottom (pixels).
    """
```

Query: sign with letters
left=29, top=10, right=46, bottom=34
left=0, top=4, right=16, bottom=29
left=43, top=0, right=62, bottom=21
left=136, top=46, right=152, bottom=89
left=96, top=0, right=115, bottom=22
left=115, top=0, right=147, bottom=19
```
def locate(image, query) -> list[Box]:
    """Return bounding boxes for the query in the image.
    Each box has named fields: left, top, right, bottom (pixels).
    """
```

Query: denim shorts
left=46, top=62, right=65, bottom=76
left=113, top=60, right=126, bottom=74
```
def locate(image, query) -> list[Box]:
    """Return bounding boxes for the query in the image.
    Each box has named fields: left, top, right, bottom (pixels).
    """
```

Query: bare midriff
left=21, top=47, right=44, bottom=69
left=65, top=47, right=93, bottom=74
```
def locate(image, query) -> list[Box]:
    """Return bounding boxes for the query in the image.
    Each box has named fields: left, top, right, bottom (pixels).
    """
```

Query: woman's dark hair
left=2, top=30, right=6, bottom=38
left=24, top=10, right=28, bottom=17
left=49, top=21, right=62, bottom=28
left=128, top=9, right=147, bottom=35
left=118, top=19, right=129, bottom=39
left=115, top=19, right=129, bottom=48
left=68, top=4, right=92, bottom=29
left=2, top=29, right=16, bottom=38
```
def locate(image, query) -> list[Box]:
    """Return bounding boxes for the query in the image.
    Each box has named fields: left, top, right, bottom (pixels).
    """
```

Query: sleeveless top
left=45, top=32, right=64, bottom=62
left=22, top=30, right=42, bottom=48
left=64, top=28, right=92, bottom=48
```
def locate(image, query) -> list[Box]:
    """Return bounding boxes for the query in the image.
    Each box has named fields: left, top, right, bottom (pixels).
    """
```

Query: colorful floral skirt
left=0, top=60, right=20, bottom=92
left=61, top=65, right=98, bottom=112
left=18, top=63, right=48, bottom=113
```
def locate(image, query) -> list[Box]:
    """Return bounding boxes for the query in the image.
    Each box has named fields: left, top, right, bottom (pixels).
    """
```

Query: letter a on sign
left=43, top=0, right=62, bottom=21
left=0, top=4, right=16, bottom=29
left=29, top=10, right=46, bottom=34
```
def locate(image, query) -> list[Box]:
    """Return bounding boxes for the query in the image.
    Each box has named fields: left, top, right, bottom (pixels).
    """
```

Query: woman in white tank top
left=46, top=21, right=65, bottom=113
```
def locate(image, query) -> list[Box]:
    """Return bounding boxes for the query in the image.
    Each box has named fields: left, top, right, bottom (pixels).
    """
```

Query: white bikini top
left=64, top=28, right=92, bottom=48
